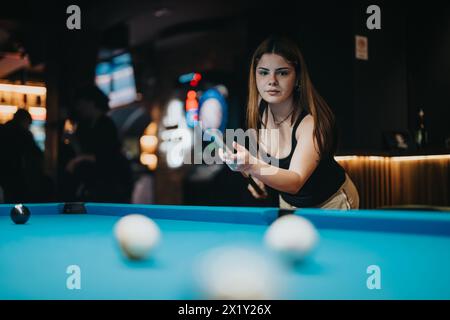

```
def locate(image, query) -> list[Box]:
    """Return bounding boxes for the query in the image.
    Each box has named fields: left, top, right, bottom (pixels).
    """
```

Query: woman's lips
left=266, top=90, right=280, bottom=96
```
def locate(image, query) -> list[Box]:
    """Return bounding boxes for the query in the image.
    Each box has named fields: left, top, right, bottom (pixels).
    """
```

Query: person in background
left=63, top=85, right=133, bottom=203
left=0, top=109, right=53, bottom=203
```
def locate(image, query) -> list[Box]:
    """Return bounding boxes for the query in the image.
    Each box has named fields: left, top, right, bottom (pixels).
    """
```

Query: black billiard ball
left=10, top=204, right=31, bottom=224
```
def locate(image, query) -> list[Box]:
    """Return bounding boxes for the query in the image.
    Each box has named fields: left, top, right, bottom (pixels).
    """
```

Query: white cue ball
left=264, top=214, right=319, bottom=262
left=194, top=246, right=281, bottom=300
left=114, top=214, right=161, bottom=260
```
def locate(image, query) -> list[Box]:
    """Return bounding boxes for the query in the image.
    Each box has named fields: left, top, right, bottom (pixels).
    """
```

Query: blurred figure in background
left=61, top=85, right=133, bottom=203
left=0, top=109, right=54, bottom=203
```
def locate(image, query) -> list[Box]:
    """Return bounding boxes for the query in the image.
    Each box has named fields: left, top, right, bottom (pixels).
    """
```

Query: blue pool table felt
left=1, top=203, right=450, bottom=299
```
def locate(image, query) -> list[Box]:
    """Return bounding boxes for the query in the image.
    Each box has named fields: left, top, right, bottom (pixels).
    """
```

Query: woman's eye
left=258, top=70, right=269, bottom=76
left=277, top=71, right=289, bottom=76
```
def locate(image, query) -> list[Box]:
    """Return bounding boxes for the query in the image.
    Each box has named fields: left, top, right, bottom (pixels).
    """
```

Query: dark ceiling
left=0, top=0, right=262, bottom=78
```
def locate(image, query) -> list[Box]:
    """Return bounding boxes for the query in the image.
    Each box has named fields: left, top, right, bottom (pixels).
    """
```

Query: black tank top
left=258, top=102, right=346, bottom=207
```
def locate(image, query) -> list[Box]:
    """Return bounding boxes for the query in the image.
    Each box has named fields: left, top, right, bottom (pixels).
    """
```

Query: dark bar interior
left=2, top=0, right=450, bottom=303
left=1, top=0, right=449, bottom=209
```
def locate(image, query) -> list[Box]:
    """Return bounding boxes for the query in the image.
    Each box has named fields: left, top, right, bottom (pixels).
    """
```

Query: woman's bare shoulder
left=295, top=114, right=314, bottom=139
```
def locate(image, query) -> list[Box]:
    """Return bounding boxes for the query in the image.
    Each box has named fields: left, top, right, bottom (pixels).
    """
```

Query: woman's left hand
left=218, top=141, right=258, bottom=174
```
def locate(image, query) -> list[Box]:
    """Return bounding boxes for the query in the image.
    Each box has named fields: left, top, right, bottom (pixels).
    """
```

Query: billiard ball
left=114, top=214, right=161, bottom=260
left=264, top=214, right=319, bottom=263
left=10, top=204, right=31, bottom=224
left=194, top=246, right=282, bottom=299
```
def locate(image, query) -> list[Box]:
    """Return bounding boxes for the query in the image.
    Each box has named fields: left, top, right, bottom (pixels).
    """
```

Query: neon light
left=178, top=72, right=196, bottom=84
left=187, top=90, right=197, bottom=99
left=185, top=99, right=198, bottom=111
left=193, top=73, right=202, bottom=81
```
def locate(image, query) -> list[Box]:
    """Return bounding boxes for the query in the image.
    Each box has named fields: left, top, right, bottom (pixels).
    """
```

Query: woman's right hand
left=247, top=176, right=268, bottom=199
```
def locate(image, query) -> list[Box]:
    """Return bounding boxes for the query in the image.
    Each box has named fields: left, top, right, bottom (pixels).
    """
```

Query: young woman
left=221, top=36, right=359, bottom=209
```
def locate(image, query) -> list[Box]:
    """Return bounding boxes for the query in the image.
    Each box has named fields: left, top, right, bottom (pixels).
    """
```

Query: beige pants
left=279, top=174, right=360, bottom=210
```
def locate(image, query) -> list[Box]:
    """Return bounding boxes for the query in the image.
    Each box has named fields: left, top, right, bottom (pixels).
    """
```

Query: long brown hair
left=247, top=35, right=337, bottom=157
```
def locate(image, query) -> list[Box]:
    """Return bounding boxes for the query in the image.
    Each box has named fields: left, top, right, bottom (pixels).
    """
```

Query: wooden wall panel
left=337, top=156, right=450, bottom=209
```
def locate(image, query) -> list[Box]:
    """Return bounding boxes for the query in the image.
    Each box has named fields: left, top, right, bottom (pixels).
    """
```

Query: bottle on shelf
left=23, top=94, right=28, bottom=109
left=36, top=95, right=41, bottom=108
left=415, top=108, right=428, bottom=149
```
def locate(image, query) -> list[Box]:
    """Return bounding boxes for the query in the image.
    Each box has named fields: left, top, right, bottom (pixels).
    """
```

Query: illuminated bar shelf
left=335, top=151, right=450, bottom=209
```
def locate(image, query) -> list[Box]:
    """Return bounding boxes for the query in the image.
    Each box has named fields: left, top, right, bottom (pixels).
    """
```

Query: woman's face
left=256, top=53, right=297, bottom=104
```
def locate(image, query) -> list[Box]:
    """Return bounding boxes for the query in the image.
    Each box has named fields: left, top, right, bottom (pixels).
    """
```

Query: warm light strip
left=334, top=155, right=359, bottom=161
left=336, top=154, right=450, bottom=162
left=391, top=155, right=450, bottom=161
left=0, top=105, right=18, bottom=114
left=29, top=107, right=46, bottom=117
left=368, top=156, right=388, bottom=161
left=140, top=135, right=158, bottom=147
left=0, top=83, right=47, bottom=95
left=144, top=122, right=158, bottom=136
left=140, top=153, right=157, bottom=166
